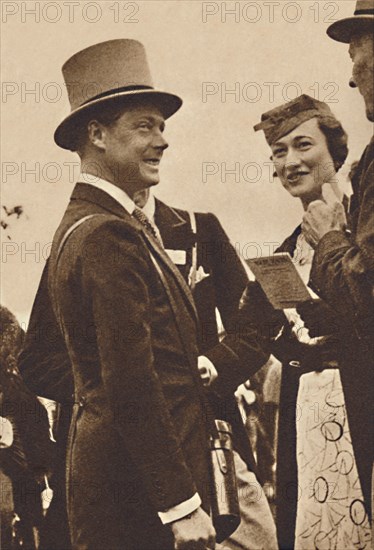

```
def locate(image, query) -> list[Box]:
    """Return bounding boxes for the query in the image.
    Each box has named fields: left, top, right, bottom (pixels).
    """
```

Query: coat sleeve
left=18, top=262, right=74, bottom=403
left=309, top=153, right=374, bottom=335
left=201, top=214, right=271, bottom=394
left=204, top=282, right=276, bottom=396
left=80, top=220, right=198, bottom=512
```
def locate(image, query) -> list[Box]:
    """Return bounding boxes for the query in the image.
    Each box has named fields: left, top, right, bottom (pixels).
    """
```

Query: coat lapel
left=137, top=227, right=198, bottom=323
left=154, top=198, right=196, bottom=283
left=71, top=183, right=198, bottom=323
left=154, top=199, right=195, bottom=250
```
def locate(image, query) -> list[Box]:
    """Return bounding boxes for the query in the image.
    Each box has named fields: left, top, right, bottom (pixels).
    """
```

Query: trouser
left=218, top=451, right=278, bottom=550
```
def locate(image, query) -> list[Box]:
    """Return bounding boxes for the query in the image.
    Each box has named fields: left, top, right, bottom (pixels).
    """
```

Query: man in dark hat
left=27, top=39, right=222, bottom=550
left=301, top=0, right=374, bottom=519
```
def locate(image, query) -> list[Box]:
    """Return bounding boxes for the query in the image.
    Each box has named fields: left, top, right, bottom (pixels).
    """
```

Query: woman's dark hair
left=316, top=115, right=349, bottom=173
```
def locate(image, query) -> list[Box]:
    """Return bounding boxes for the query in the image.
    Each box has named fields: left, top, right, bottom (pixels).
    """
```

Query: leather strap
left=188, top=211, right=198, bottom=291
left=56, top=214, right=107, bottom=263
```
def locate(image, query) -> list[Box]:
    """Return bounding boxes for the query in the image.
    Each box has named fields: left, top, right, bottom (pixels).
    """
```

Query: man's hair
left=73, top=101, right=129, bottom=155
left=316, top=115, right=349, bottom=173
left=73, top=96, right=159, bottom=155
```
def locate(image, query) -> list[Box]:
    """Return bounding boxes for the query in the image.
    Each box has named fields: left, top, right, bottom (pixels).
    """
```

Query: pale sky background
left=1, top=0, right=373, bottom=325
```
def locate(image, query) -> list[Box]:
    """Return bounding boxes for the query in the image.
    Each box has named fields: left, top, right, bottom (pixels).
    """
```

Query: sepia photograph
left=1, top=1, right=373, bottom=548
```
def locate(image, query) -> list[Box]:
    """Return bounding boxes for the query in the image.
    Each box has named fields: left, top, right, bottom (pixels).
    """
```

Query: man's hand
left=0, top=417, right=13, bottom=448
left=302, top=184, right=347, bottom=248
left=170, top=506, right=216, bottom=550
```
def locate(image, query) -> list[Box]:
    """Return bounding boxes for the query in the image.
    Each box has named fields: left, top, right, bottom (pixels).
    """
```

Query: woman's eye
left=299, top=141, right=312, bottom=149
left=273, top=149, right=286, bottom=158
left=139, top=122, right=151, bottom=130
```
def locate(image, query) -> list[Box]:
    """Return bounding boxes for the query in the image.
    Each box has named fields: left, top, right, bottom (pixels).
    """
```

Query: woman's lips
left=287, top=171, right=309, bottom=183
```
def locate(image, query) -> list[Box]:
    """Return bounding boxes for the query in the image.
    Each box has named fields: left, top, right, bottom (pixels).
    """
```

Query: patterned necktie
left=132, top=207, right=161, bottom=243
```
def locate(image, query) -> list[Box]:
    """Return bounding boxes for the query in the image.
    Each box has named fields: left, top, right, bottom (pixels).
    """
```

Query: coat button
left=289, top=360, right=301, bottom=368
left=78, top=396, right=86, bottom=407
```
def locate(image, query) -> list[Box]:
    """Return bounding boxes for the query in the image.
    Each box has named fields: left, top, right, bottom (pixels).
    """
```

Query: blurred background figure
left=0, top=305, right=53, bottom=550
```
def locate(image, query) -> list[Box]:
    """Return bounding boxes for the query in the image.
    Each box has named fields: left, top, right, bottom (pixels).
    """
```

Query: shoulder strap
left=52, top=213, right=108, bottom=346
left=187, top=211, right=198, bottom=291
left=56, top=214, right=107, bottom=264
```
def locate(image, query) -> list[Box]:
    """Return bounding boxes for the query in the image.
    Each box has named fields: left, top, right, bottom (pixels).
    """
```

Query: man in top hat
left=21, top=38, right=271, bottom=550
left=301, top=0, right=374, bottom=518
left=33, top=39, right=223, bottom=550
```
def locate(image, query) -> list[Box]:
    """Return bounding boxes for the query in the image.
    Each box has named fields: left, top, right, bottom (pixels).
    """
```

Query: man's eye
left=273, top=149, right=286, bottom=158
left=139, top=122, right=151, bottom=129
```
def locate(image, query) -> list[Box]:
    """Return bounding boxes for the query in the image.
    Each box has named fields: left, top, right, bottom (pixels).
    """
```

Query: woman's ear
left=270, top=156, right=278, bottom=178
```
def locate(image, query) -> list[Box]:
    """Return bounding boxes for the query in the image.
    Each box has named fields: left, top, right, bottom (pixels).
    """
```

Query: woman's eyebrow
left=292, top=134, right=313, bottom=141
left=272, top=141, right=286, bottom=148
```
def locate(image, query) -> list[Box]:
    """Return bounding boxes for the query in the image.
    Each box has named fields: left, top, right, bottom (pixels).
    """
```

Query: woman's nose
left=285, top=148, right=302, bottom=167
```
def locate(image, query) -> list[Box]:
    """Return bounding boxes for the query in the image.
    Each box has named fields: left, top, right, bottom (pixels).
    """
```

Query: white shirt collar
left=142, top=192, right=156, bottom=223
left=79, top=172, right=136, bottom=215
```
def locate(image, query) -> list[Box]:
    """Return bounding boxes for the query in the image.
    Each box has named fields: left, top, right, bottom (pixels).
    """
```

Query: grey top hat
left=327, top=0, right=374, bottom=43
left=54, top=39, right=182, bottom=150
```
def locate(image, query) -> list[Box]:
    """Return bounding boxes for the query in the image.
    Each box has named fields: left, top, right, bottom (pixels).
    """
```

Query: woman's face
left=271, top=118, right=337, bottom=205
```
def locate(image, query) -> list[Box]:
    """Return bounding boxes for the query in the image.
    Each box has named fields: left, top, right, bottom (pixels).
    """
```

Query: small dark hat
left=54, top=39, right=182, bottom=150
left=254, top=94, right=334, bottom=145
left=327, top=0, right=374, bottom=43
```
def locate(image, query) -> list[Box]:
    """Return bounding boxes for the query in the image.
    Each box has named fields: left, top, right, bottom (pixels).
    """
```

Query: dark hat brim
left=327, top=15, right=373, bottom=43
left=54, top=89, right=182, bottom=150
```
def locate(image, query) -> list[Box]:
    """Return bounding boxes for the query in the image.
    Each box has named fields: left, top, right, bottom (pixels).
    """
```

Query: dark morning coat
left=18, top=193, right=269, bottom=549
left=44, top=182, right=212, bottom=550
left=154, top=199, right=262, bottom=475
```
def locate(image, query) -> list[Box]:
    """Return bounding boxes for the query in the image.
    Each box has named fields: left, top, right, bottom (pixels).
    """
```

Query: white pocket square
left=189, top=265, right=211, bottom=287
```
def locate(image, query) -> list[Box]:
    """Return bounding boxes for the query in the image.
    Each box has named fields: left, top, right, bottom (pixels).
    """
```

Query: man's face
left=271, top=118, right=336, bottom=206
left=103, top=103, right=168, bottom=194
left=349, top=32, right=374, bottom=122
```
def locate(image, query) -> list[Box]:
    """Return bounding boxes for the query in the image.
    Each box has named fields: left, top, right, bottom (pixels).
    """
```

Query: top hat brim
left=327, top=15, right=373, bottom=43
left=54, top=89, right=182, bottom=150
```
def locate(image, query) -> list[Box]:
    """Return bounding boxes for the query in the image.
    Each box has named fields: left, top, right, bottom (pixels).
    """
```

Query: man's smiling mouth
left=144, top=159, right=160, bottom=166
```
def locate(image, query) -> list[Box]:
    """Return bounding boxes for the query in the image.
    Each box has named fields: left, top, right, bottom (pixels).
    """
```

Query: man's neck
left=80, top=160, right=137, bottom=200
left=79, top=172, right=136, bottom=215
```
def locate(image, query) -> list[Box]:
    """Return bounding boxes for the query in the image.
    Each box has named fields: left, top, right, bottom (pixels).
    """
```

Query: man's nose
left=154, top=131, right=169, bottom=150
left=349, top=77, right=357, bottom=88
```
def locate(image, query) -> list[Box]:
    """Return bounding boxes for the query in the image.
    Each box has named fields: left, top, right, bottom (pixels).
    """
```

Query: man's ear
left=87, top=120, right=107, bottom=151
